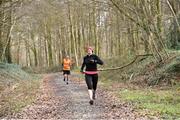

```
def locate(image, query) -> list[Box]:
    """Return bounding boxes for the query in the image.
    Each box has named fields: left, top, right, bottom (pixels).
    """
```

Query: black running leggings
left=85, top=74, right=98, bottom=90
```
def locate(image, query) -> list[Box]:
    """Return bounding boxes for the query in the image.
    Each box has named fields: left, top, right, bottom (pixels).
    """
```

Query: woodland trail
left=12, top=73, right=159, bottom=120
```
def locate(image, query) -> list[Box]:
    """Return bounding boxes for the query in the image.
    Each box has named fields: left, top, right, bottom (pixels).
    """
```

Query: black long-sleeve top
left=81, top=54, right=103, bottom=71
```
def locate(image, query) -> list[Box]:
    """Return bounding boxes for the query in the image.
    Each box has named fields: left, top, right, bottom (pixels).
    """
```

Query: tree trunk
left=4, top=0, right=13, bottom=63
left=45, top=23, right=53, bottom=66
left=0, top=0, right=3, bottom=61
left=68, top=3, right=78, bottom=66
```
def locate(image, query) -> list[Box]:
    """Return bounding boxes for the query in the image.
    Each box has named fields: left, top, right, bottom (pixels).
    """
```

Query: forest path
left=12, top=73, right=158, bottom=120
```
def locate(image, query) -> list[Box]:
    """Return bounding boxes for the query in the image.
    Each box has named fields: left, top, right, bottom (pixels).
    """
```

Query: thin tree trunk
left=2, top=4, right=14, bottom=63
left=167, top=0, right=180, bottom=33
left=68, top=3, right=78, bottom=66
left=45, top=23, right=53, bottom=66
left=0, top=0, right=3, bottom=61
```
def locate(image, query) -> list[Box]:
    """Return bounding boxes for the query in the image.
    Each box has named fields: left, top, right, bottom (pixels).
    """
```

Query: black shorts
left=63, top=70, right=70, bottom=75
left=85, top=74, right=98, bottom=90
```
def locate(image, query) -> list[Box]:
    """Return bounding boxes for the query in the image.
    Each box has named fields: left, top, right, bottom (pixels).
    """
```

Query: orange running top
left=63, top=58, right=71, bottom=70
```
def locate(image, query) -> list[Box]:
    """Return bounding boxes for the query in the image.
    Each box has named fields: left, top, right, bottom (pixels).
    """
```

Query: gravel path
left=50, top=73, right=107, bottom=119
left=11, top=73, right=159, bottom=120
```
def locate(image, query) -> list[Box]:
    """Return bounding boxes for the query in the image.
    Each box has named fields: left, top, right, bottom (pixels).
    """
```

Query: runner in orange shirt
left=62, top=55, right=71, bottom=84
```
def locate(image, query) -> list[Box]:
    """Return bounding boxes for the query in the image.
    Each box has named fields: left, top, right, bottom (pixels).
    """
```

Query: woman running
left=80, top=47, right=103, bottom=105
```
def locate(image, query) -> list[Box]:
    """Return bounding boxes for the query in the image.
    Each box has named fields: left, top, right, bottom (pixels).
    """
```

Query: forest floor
left=9, top=73, right=160, bottom=120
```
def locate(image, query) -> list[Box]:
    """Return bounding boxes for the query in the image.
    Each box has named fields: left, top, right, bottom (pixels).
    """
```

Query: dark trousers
left=85, top=74, right=98, bottom=90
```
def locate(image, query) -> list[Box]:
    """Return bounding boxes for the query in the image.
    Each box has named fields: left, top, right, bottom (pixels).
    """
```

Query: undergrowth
left=0, top=63, right=41, bottom=118
left=100, top=52, right=180, bottom=119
